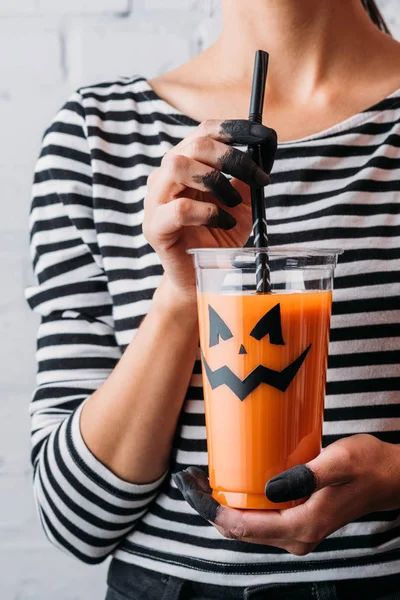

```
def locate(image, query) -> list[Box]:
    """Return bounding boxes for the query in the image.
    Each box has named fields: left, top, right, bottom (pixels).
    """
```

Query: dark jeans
left=105, top=559, right=400, bottom=600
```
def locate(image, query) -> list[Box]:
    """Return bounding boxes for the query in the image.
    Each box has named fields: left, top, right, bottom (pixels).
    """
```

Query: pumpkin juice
left=198, top=290, right=332, bottom=510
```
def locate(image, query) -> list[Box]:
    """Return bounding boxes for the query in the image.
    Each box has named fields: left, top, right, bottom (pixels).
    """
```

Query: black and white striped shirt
left=26, top=76, right=400, bottom=585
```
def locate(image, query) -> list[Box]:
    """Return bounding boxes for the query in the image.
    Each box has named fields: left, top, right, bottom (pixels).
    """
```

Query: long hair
left=361, top=0, right=391, bottom=35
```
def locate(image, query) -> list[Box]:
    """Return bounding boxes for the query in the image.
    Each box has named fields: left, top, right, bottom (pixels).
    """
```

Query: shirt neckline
left=137, top=77, right=400, bottom=146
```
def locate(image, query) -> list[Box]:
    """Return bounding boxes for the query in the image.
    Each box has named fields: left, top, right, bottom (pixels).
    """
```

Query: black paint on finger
left=219, top=148, right=270, bottom=188
left=265, top=465, right=317, bottom=503
left=220, top=120, right=276, bottom=146
left=194, top=171, right=242, bottom=207
left=185, top=466, right=212, bottom=493
left=260, top=129, right=278, bottom=174
left=206, top=207, right=237, bottom=230
left=172, top=470, right=221, bottom=523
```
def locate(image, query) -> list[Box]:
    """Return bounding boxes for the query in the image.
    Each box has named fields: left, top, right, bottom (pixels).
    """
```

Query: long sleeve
left=26, top=92, right=166, bottom=564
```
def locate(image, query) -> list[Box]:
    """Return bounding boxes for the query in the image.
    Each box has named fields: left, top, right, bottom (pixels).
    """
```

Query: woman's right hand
left=143, top=119, right=277, bottom=301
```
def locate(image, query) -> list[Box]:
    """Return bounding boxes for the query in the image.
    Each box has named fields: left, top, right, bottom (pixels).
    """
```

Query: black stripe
left=27, top=279, right=109, bottom=310
left=41, top=144, right=91, bottom=166
left=37, top=253, right=94, bottom=285
left=328, top=350, right=400, bottom=369
left=32, top=386, right=93, bottom=401
left=325, top=404, right=400, bottom=421
left=92, top=148, right=162, bottom=169
left=37, top=332, right=117, bottom=350
left=86, top=106, right=194, bottom=127
left=34, top=168, right=92, bottom=187
left=87, top=125, right=182, bottom=147
left=272, top=156, right=400, bottom=185
left=330, top=323, right=400, bottom=342
left=270, top=202, right=400, bottom=226
left=332, top=294, right=400, bottom=316
left=137, top=517, right=400, bottom=554
left=267, top=179, right=400, bottom=208
left=43, top=121, right=85, bottom=141
left=327, top=378, right=400, bottom=396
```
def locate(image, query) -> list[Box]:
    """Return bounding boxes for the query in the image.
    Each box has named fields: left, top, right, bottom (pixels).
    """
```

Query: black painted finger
left=172, top=470, right=221, bottom=523
left=265, top=465, right=317, bottom=503
left=260, top=129, right=278, bottom=174
left=219, top=147, right=269, bottom=187
left=193, top=170, right=242, bottom=207
left=185, top=466, right=212, bottom=493
left=207, top=206, right=237, bottom=230
left=220, top=120, right=277, bottom=147
left=161, top=154, right=242, bottom=207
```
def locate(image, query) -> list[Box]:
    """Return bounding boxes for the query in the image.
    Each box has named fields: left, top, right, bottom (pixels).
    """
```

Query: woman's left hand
left=173, top=434, right=400, bottom=556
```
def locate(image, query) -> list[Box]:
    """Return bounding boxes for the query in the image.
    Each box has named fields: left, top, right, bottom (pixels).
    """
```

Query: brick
left=0, top=0, right=36, bottom=15
left=0, top=233, right=38, bottom=394
left=0, top=86, right=70, bottom=188
left=0, top=548, right=108, bottom=600
left=66, top=17, right=194, bottom=88
left=39, top=0, right=129, bottom=14
left=196, top=13, right=222, bottom=51
left=377, top=0, right=400, bottom=39
left=142, top=0, right=207, bottom=11
left=0, top=20, right=63, bottom=93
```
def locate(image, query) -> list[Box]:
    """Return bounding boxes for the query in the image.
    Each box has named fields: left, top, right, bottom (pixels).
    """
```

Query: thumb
left=265, top=443, right=352, bottom=504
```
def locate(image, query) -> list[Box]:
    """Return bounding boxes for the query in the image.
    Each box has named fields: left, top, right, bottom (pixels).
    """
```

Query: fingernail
left=249, top=122, right=272, bottom=141
left=220, top=120, right=272, bottom=145
left=185, top=466, right=212, bottom=493
left=265, top=465, right=317, bottom=503
left=207, top=208, right=237, bottom=230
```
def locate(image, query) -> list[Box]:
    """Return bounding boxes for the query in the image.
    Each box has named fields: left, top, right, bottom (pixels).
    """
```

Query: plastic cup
left=188, top=247, right=342, bottom=510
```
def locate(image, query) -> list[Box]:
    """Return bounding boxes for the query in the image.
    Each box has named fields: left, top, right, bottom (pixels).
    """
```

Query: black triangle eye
left=209, top=305, right=233, bottom=348
left=250, top=303, right=285, bottom=345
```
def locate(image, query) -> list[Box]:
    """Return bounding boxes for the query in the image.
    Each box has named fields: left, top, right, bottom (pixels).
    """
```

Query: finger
left=265, top=439, right=356, bottom=504
left=204, top=119, right=276, bottom=147
left=172, top=137, right=269, bottom=188
left=173, top=119, right=276, bottom=149
left=172, top=469, right=221, bottom=523
left=173, top=469, right=288, bottom=540
left=184, top=467, right=212, bottom=493
left=260, top=129, right=278, bottom=174
left=160, top=154, right=242, bottom=207
left=151, top=197, right=236, bottom=238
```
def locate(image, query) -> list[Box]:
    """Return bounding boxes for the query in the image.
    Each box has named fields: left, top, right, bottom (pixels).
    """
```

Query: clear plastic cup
left=188, top=247, right=342, bottom=510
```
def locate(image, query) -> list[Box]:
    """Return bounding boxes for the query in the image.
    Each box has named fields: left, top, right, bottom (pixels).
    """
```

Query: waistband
left=107, top=558, right=400, bottom=600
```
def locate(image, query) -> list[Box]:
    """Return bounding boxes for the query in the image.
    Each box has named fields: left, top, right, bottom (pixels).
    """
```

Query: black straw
left=248, top=50, right=271, bottom=294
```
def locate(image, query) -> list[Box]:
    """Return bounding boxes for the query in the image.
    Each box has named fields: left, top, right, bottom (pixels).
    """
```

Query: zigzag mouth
left=201, top=344, right=312, bottom=401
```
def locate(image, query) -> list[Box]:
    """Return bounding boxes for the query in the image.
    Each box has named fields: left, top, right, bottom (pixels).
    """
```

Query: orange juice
left=198, top=291, right=332, bottom=510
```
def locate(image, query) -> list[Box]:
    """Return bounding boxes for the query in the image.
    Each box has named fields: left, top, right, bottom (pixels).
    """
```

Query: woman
left=27, top=0, right=400, bottom=598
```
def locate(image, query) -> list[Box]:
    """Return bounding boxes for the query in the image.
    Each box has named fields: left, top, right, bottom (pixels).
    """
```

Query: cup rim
left=187, top=246, right=344, bottom=256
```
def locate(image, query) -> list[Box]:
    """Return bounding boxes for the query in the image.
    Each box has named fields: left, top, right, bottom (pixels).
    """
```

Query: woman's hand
left=143, top=119, right=277, bottom=300
left=173, top=434, right=400, bottom=556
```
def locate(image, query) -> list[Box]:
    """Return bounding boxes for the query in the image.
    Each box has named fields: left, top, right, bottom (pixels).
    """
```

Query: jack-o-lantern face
left=202, top=303, right=312, bottom=401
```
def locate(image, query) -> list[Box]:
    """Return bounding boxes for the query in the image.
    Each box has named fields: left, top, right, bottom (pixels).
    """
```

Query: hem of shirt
left=112, top=546, right=400, bottom=586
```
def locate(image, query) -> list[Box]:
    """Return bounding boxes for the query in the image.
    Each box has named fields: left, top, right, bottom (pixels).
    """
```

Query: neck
left=217, top=0, right=380, bottom=102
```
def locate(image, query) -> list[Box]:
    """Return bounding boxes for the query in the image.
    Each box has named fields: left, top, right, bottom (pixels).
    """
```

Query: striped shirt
left=26, top=76, right=400, bottom=586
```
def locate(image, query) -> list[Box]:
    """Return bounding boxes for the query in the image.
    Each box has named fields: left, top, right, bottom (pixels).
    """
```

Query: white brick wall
left=0, top=1, right=399, bottom=598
